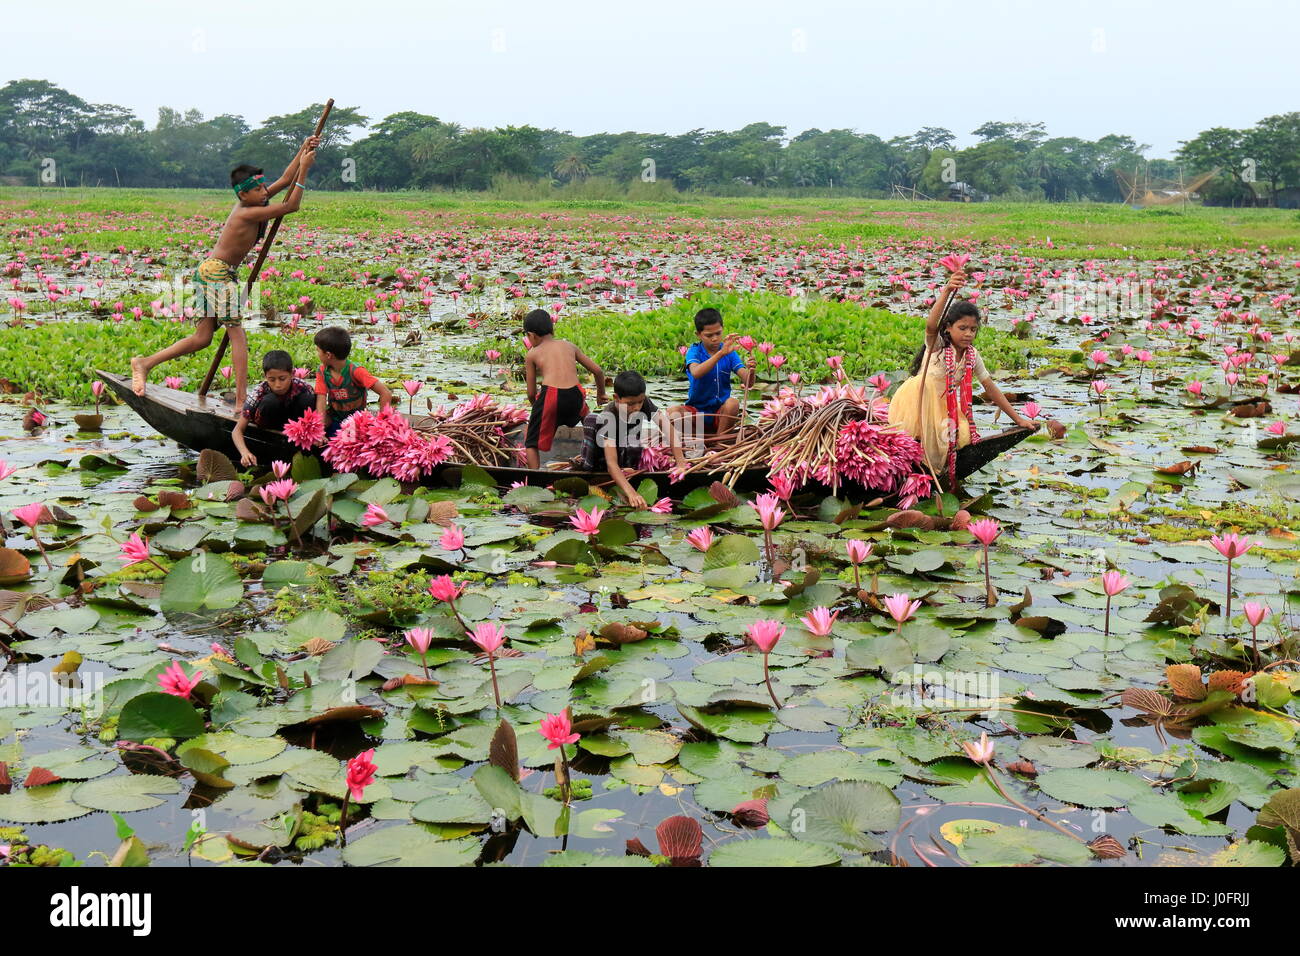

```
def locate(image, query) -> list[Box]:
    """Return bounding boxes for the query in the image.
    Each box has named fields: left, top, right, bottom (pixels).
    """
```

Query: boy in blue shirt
left=671, top=307, right=755, bottom=442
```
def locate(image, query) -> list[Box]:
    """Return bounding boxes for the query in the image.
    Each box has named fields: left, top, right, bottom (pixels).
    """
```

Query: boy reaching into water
left=131, top=135, right=321, bottom=408
left=232, top=350, right=315, bottom=467
left=888, top=268, right=1064, bottom=486
left=523, top=308, right=606, bottom=469
left=314, top=326, right=393, bottom=438
left=669, top=307, right=756, bottom=445
left=581, top=371, right=689, bottom=507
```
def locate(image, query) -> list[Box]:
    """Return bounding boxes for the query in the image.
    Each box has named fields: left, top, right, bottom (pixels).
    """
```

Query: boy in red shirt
left=313, top=326, right=393, bottom=438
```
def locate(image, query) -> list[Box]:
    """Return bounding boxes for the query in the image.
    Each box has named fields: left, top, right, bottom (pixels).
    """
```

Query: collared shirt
left=684, top=343, right=743, bottom=410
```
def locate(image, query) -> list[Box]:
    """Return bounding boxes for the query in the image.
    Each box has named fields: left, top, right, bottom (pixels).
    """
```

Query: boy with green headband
left=130, top=134, right=321, bottom=407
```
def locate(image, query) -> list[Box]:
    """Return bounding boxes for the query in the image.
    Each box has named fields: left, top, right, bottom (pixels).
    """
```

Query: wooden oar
left=199, top=99, right=335, bottom=398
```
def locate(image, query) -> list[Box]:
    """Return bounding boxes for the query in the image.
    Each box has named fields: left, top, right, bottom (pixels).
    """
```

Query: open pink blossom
left=800, top=607, right=840, bottom=636
left=428, top=574, right=465, bottom=603
left=164, top=376, right=185, bottom=389
left=321, top=406, right=457, bottom=481
left=846, top=539, right=873, bottom=564
left=271, top=460, right=290, bottom=478
left=120, top=532, right=151, bottom=564
left=1266, top=421, right=1287, bottom=436
left=1022, top=401, right=1041, bottom=420
left=469, top=621, right=507, bottom=655
left=10, top=502, right=44, bottom=528
left=569, top=506, right=605, bottom=536
left=968, top=518, right=1001, bottom=547
left=961, top=732, right=995, bottom=765
left=539, top=711, right=580, bottom=750
left=1210, top=533, right=1253, bottom=560
left=440, top=523, right=466, bottom=551
left=884, top=593, right=921, bottom=626
left=345, top=749, right=377, bottom=801
left=404, top=627, right=434, bottom=654
left=157, top=661, right=201, bottom=699
left=283, top=408, right=326, bottom=450
left=686, top=527, right=714, bottom=552
left=938, top=254, right=970, bottom=273
left=265, top=478, right=298, bottom=502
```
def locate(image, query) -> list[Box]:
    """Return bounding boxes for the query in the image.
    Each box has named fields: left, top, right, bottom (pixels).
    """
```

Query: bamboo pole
left=199, top=99, right=334, bottom=398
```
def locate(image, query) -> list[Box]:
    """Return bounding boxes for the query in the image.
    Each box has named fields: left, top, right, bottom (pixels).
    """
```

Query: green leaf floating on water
left=340, top=826, right=480, bottom=866
left=161, top=553, right=244, bottom=613
left=118, top=692, right=206, bottom=741
left=940, top=818, right=1092, bottom=865
left=709, top=838, right=842, bottom=867
left=0, top=781, right=91, bottom=824
left=1035, top=768, right=1148, bottom=808
left=73, top=774, right=183, bottom=812
left=791, top=781, right=901, bottom=852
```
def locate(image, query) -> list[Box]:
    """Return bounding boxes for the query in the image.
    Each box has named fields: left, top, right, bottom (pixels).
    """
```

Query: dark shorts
left=526, top=385, right=588, bottom=451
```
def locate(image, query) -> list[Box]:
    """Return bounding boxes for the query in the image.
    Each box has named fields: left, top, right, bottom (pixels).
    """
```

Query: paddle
left=199, top=99, right=335, bottom=399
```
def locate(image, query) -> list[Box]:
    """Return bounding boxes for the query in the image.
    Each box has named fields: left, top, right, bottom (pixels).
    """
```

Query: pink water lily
left=769, top=473, right=796, bottom=502
left=440, top=523, right=466, bottom=552
left=157, top=661, right=201, bottom=699
left=1211, top=533, right=1254, bottom=625
left=11, top=502, right=52, bottom=569
left=1100, top=570, right=1130, bottom=639
left=120, top=532, right=154, bottom=565
left=1266, top=421, right=1287, bottom=436
left=1242, top=601, right=1270, bottom=667
left=968, top=518, right=1000, bottom=606
left=271, top=460, right=290, bottom=478
left=800, top=606, right=840, bottom=637
left=345, top=749, right=377, bottom=802
left=747, top=620, right=786, bottom=708
left=1185, top=379, right=1204, bottom=397
left=1022, top=401, right=1041, bottom=420
left=884, top=593, right=921, bottom=633
left=961, top=732, right=995, bottom=765
left=539, top=710, right=580, bottom=750
left=939, top=253, right=970, bottom=273
left=402, top=380, right=422, bottom=397
left=361, top=503, right=390, bottom=528
left=751, top=492, right=785, bottom=531
left=265, top=478, right=298, bottom=501
left=649, top=497, right=673, bottom=514
left=283, top=408, right=326, bottom=450
left=428, top=574, right=465, bottom=603
left=404, top=627, right=434, bottom=679
left=570, top=506, right=605, bottom=537
left=164, top=376, right=184, bottom=389
left=686, top=527, right=714, bottom=552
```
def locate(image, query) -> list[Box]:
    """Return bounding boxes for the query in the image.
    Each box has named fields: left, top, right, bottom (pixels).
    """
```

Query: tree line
left=2, top=79, right=1296, bottom=204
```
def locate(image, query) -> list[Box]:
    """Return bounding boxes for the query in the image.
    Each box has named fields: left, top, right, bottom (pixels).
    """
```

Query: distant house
left=947, top=181, right=988, bottom=202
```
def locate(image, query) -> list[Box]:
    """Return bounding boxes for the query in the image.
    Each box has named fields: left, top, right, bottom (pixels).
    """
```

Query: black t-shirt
left=241, top=379, right=315, bottom=431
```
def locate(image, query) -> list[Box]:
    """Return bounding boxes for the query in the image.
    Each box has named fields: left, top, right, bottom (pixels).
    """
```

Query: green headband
left=233, top=174, right=265, bottom=196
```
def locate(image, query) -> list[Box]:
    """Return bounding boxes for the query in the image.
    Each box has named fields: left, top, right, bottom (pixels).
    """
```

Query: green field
left=4, top=187, right=1299, bottom=257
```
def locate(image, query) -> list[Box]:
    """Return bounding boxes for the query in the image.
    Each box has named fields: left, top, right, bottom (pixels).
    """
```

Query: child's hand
left=720, top=334, right=739, bottom=355
left=625, top=490, right=647, bottom=510
left=945, top=272, right=967, bottom=291
left=240, top=450, right=258, bottom=467
left=744, top=354, right=757, bottom=370
left=301, top=135, right=320, bottom=153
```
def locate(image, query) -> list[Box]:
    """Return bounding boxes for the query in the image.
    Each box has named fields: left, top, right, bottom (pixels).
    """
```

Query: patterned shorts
left=193, top=258, right=242, bottom=327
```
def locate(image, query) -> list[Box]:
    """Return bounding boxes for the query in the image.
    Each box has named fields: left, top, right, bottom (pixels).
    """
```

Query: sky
left=7, top=0, right=1296, bottom=157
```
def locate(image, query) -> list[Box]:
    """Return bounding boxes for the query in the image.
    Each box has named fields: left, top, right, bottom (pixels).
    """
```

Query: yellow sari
left=888, top=340, right=985, bottom=477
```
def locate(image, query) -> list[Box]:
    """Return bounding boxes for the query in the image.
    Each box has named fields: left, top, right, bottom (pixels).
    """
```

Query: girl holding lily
left=889, top=267, right=1062, bottom=485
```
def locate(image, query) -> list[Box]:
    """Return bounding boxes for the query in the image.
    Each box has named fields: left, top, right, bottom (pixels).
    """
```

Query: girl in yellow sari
left=889, top=269, right=1048, bottom=486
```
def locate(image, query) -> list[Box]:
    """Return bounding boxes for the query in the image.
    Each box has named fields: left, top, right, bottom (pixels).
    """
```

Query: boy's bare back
left=526, top=337, right=582, bottom=388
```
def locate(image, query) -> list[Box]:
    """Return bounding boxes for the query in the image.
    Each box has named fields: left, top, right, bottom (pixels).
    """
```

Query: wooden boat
left=97, top=370, right=1032, bottom=496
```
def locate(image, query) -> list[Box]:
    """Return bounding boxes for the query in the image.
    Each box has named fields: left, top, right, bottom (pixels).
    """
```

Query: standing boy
left=131, top=135, right=321, bottom=407
left=523, top=309, right=606, bottom=469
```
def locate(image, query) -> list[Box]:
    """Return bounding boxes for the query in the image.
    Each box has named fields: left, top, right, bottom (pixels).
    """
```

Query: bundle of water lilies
left=686, top=383, right=925, bottom=493
left=314, top=394, right=530, bottom=481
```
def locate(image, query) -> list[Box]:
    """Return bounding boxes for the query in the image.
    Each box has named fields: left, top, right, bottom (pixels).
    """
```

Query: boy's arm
left=265, top=136, right=319, bottom=197
left=232, top=416, right=257, bottom=467
left=240, top=151, right=315, bottom=222
left=525, top=352, right=538, bottom=403
left=604, top=443, right=646, bottom=510
left=575, top=348, right=606, bottom=404
left=688, top=336, right=736, bottom=379
left=371, top=379, right=394, bottom=410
